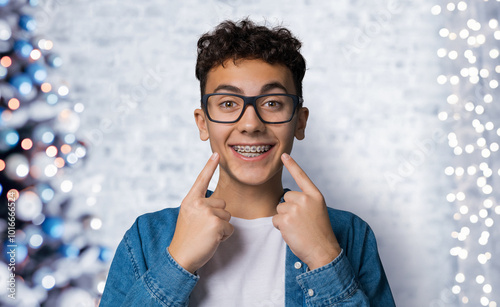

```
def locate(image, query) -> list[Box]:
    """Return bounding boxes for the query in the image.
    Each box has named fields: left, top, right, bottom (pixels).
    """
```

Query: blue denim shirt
left=100, top=192, right=395, bottom=306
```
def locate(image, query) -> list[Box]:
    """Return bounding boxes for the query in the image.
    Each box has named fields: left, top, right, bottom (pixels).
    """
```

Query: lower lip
left=231, top=146, right=274, bottom=161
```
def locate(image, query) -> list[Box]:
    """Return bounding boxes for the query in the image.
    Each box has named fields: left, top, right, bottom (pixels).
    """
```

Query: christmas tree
left=0, top=1, right=108, bottom=306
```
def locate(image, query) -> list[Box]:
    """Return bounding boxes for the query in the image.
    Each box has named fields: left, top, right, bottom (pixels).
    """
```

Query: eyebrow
left=260, top=82, right=288, bottom=94
left=212, top=82, right=290, bottom=95
left=213, top=84, right=243, bottom=94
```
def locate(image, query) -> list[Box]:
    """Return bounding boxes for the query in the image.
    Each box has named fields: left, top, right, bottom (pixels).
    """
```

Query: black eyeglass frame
left=201, top=93, right=304, bottom=124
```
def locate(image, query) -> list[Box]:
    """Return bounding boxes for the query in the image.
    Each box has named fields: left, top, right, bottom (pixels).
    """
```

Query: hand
left=272, top=153, right=341, bottom=270
left=168, top=152, right=234, bottom=273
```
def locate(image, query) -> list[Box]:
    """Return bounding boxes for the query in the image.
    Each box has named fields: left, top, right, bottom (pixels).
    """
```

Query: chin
left=231, top=168, right=281, bottom=187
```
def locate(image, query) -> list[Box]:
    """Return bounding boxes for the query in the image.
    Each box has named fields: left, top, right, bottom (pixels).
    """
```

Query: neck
left=211, top=172, right=284, bottom=219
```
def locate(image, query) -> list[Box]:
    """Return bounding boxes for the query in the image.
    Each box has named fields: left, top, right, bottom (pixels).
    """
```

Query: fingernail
left=282, top=153, right=290, bottom=160
left=211, top=152, right=219, bottom=160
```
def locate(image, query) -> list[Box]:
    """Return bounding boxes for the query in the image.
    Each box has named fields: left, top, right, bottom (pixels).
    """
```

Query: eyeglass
left=201, top=93, right=303, bottom=124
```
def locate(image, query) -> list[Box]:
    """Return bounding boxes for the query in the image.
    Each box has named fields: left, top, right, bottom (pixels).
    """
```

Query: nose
left=237, top=105, right=266, bottom=133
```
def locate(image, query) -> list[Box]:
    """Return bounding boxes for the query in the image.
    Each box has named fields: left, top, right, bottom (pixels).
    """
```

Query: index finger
left=281, top=153, right=318, bottom=194
left=188, top=152, right=219, bottom=197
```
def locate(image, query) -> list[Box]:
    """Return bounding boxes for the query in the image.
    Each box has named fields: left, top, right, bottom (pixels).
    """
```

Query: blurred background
left=0, top=0, right=499, bottom=306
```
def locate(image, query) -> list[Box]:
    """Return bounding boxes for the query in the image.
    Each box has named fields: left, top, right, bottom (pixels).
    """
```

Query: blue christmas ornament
left=98, top=247, right=112, bottom=262
left=5, top=130, right=19, bottom=145
left=13, top=40, right=33, bottom=58
left=0, top=66, right=7, bottom=79
left=33, top=124, right=55, bottom=144
left=0, top=128, right=19, bottom=151
left=59, top=244, right=80, bottom=258
left=64, top=133, right=76, bottom=144
left=41, top=217, right=64, bottom=239
left=0, top=107, right=6, bottom=125
left=9, top=73, right=33, bottom=96
left=26, top=63, right=47, bottom=84
left=44, top=92, right=59, bottom=105
left=3, top=241, right=28, bottom=263
left=46, top=53, right=63, bottom=68
left=19, top=15, right=36, bottom=32
left=37, top=184, right=55, bottom=202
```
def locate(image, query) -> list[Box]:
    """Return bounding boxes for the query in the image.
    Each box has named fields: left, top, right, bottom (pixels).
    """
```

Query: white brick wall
left=45, top=1, right=486, bottom=305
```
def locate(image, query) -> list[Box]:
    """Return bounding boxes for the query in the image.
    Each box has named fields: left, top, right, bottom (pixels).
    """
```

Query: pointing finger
left=281, top=153, right=318, bottom=194
left=188, top=152, right=219, bottom=197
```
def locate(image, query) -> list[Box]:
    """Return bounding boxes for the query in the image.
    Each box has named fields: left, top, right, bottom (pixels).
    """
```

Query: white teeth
left=240, top=153, right=259, bottom=157
left=233, top=145, right=271, bottom=157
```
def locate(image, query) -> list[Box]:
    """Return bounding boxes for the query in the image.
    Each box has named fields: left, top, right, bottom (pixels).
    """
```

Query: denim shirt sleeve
left=296, top=250, right=369, bottom=306
left=99, top=217, right=199, bottom=307
left=292, top=208, right=395, bottom=307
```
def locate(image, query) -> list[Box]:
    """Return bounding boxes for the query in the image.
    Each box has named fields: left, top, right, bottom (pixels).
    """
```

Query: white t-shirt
left=189, top=216, right=286, bottom=307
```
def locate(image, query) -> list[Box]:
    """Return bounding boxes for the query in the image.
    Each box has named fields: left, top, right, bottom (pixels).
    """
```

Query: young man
left=100, top=19, right=395, bottom=306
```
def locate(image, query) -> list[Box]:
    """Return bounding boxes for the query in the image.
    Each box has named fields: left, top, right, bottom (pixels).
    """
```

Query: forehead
left=205, top=59, right=296, bottom=95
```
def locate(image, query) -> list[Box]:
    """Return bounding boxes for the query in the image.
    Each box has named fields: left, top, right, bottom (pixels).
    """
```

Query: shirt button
left=308, top=289, right=314, bottom=297
left=294, top=262, right=302, bottom=269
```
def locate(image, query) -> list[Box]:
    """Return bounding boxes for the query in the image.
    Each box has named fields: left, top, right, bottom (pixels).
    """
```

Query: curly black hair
left=195, top=18, right=306, bottom=98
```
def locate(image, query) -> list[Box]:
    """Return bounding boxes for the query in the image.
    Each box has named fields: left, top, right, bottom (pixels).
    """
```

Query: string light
left=41, top=82, right=52, bottom=92
left=54, top=157, right=65, bottom=168
left=21, top=138, right=33, bottom=150
left=30, top=49, right=42, bottom=60
left=1, top=55, right=12, bottom=67
left=8, top=98, right=20, bottom=110
left=435, top=1, right=499, bottom=305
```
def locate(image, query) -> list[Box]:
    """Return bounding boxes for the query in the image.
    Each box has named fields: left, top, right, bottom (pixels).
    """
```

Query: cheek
left=206, top=126, right=229, bottom=149
left=276, top=127, right=297, bottom=151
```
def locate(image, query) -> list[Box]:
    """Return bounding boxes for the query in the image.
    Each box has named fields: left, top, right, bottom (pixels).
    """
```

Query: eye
left=263, top=100, right=282, bottom=109
left=220, top=100, right=236, bottom=108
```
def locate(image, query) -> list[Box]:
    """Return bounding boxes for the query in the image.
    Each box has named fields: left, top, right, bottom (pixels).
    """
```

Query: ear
left=194, top=108, right=210, bottom=141
left=294, top=107, right=309, bottom=140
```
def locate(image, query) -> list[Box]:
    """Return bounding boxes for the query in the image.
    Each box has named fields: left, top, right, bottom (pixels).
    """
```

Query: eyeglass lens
left=206, top=94, right=295, bottom=123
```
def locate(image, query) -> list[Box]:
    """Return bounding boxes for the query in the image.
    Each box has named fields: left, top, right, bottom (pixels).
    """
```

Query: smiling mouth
left=232, top=145, right=272, bottom=158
